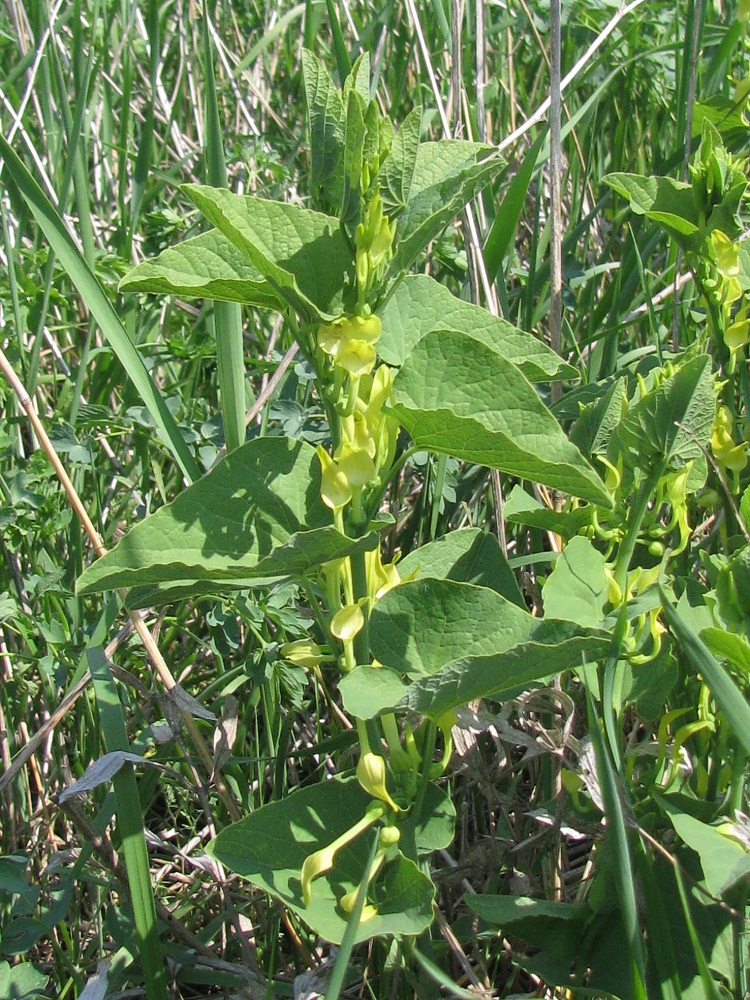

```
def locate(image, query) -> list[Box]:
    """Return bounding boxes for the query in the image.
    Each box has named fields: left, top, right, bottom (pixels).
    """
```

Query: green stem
left=613, top=468, right=663, bottom=598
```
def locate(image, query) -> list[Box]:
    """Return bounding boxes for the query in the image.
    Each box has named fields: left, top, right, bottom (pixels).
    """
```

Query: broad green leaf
left=370, top=579, right=534, bottom=678
left=399, top=782, right=456, bottom=854
left=570, top=377, right=629, bottom=458
left=182, top=185, right=354, bottom=320
left=504, top=485, right=593, bottom=540
left=604, top=173, right=701, bottom=244
left=77, top=437, right=377, bottom=594
left=614, top=355, right=715, bottom=474
left=657, top=796, right=750, bottom=898
left=339, top=664, right=408, bottom=719
left=542, top=536, right=609, bottom=627
left=467, top=896, right=631, bottom=998
left=119, top=230, right=283, bottom=308
left=395, top=623, right=610, bottom=718
left=208, top=777, right=434, bottom=945
left=390, top=329, right=611, bottom=507
left=378, top=274, right=575, bottom=380
left=379, top=107, right=421, bottom=214
left=397, top=527, right=524, bottom=606
left=388, top=142, right=503, bottom=275
left=368, top=579, right=610, bottom=717
left=302, top=49, right=345, bottom=210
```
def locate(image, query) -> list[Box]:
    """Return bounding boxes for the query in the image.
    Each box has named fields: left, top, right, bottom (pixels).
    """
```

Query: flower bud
left=279, top=639, right=329, bottom=668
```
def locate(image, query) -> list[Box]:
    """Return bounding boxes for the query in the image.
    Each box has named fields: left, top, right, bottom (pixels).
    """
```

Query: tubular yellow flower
left=365, top=545, right=401, bottom=601
left=316, top=445, right=352, bottom=511
left=300, top=801, right=385, bottom=906
left=330, top=601, right=365, bottom=641
left=711, top=230, right=740, bottom=279
left=356, top=751, right=401, bottom=811
left=337, top=338, right=377, bottom=376
left=279, top=639, right=330, bottom=668
left=336, top=442, right=376, bottom=487
left=711, top=406, right=748, bottom=473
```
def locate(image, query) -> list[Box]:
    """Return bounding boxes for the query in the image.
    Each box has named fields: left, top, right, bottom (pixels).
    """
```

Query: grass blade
left=87, top=646, right=169, bottom=1000
left=586, top=686, right=648, bottom=999
left=659, top=585, right=750, bottom=758
left=483, top=128, right=546, bottom=286
left=0, top=135, right=200, bottom=484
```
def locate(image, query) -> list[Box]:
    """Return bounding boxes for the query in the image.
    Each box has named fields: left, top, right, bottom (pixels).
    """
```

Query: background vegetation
left=0, top=0, right=749, bottom=997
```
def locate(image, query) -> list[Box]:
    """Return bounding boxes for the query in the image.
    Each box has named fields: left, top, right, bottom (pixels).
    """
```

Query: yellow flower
left=356, top=751, right=401, bottom=811
left=330, top=601, right=365, bottom=641
left=711, top=230, right=740, bottom=279
left=316, top=446, right=352, bottom=511
left=300, top=801, right=385, bottom=906
left=711, top=406, right=748, bottom=473
left=336, top=442, right=376, bottom=487
left=725, top=308, right=750, bottom=355
left=279, top=639, right=330, bottom=668
left=365, top=545, right=400, bottom=601
left=337, top=338, right=377, bottom=376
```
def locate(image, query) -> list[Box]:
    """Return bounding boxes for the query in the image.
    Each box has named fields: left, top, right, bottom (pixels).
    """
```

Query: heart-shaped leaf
left=390, top=329, right=611, bottom=507
left=182, top=186, right=354, bottom=320
left=208, top=777, right=435, bottom=945
left=77, top=437, right=376, bottom=595
left=120, top=230, right=283, bottom=308
left=379, top=274, right=574, bottom=381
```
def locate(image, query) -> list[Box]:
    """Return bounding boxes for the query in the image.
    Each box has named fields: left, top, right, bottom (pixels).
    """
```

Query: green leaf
left=542, top=536, right=609, bottom=627
left=119, top=230, right=284, bottom=308
left=604, top=173, right=701, bottom=245
left=379, top=107, right=421, bottom=214
left=378, top=274, right=575, bottom=381
left=739, top=484, right=750, bottom=531
left=397, top=527, right=524, bottom=606
left=656, top=796, right=750, bottom=898
left=399, top=782, right=456, bottom=854
left=77, top=437, right=377, bottom=595
left=390, top=329, right=611, bottom=507
left=660, top=587, right=750, bottom=760
left=182, top=185, right=354, bottom=320
left=466, top=896, right=631, bottom=998
left=370, top=579, right=533, bottom=678
left=339, top=664, right=408, bottom=719
left=0, top=961, right=48, bottom=999
left=570, top=377, right=629, bottom=458
left=388, top=142, right=503, bottom=275
left=396, top=622, right=610, bottom=718
left=483, top=128, right=546, bottom=283
left=614, top=355, right=715, bottom=474
left=367, top=579, right=609, bottom=717
left=302, top=49, right=345, bottom=210
left=504, top=485, right=593, bottom=540
left=342, top=89, right=367, bottom=224
left=700, top=627, right=750, bottom=675
left=208, top=777, right=434, bottom=945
